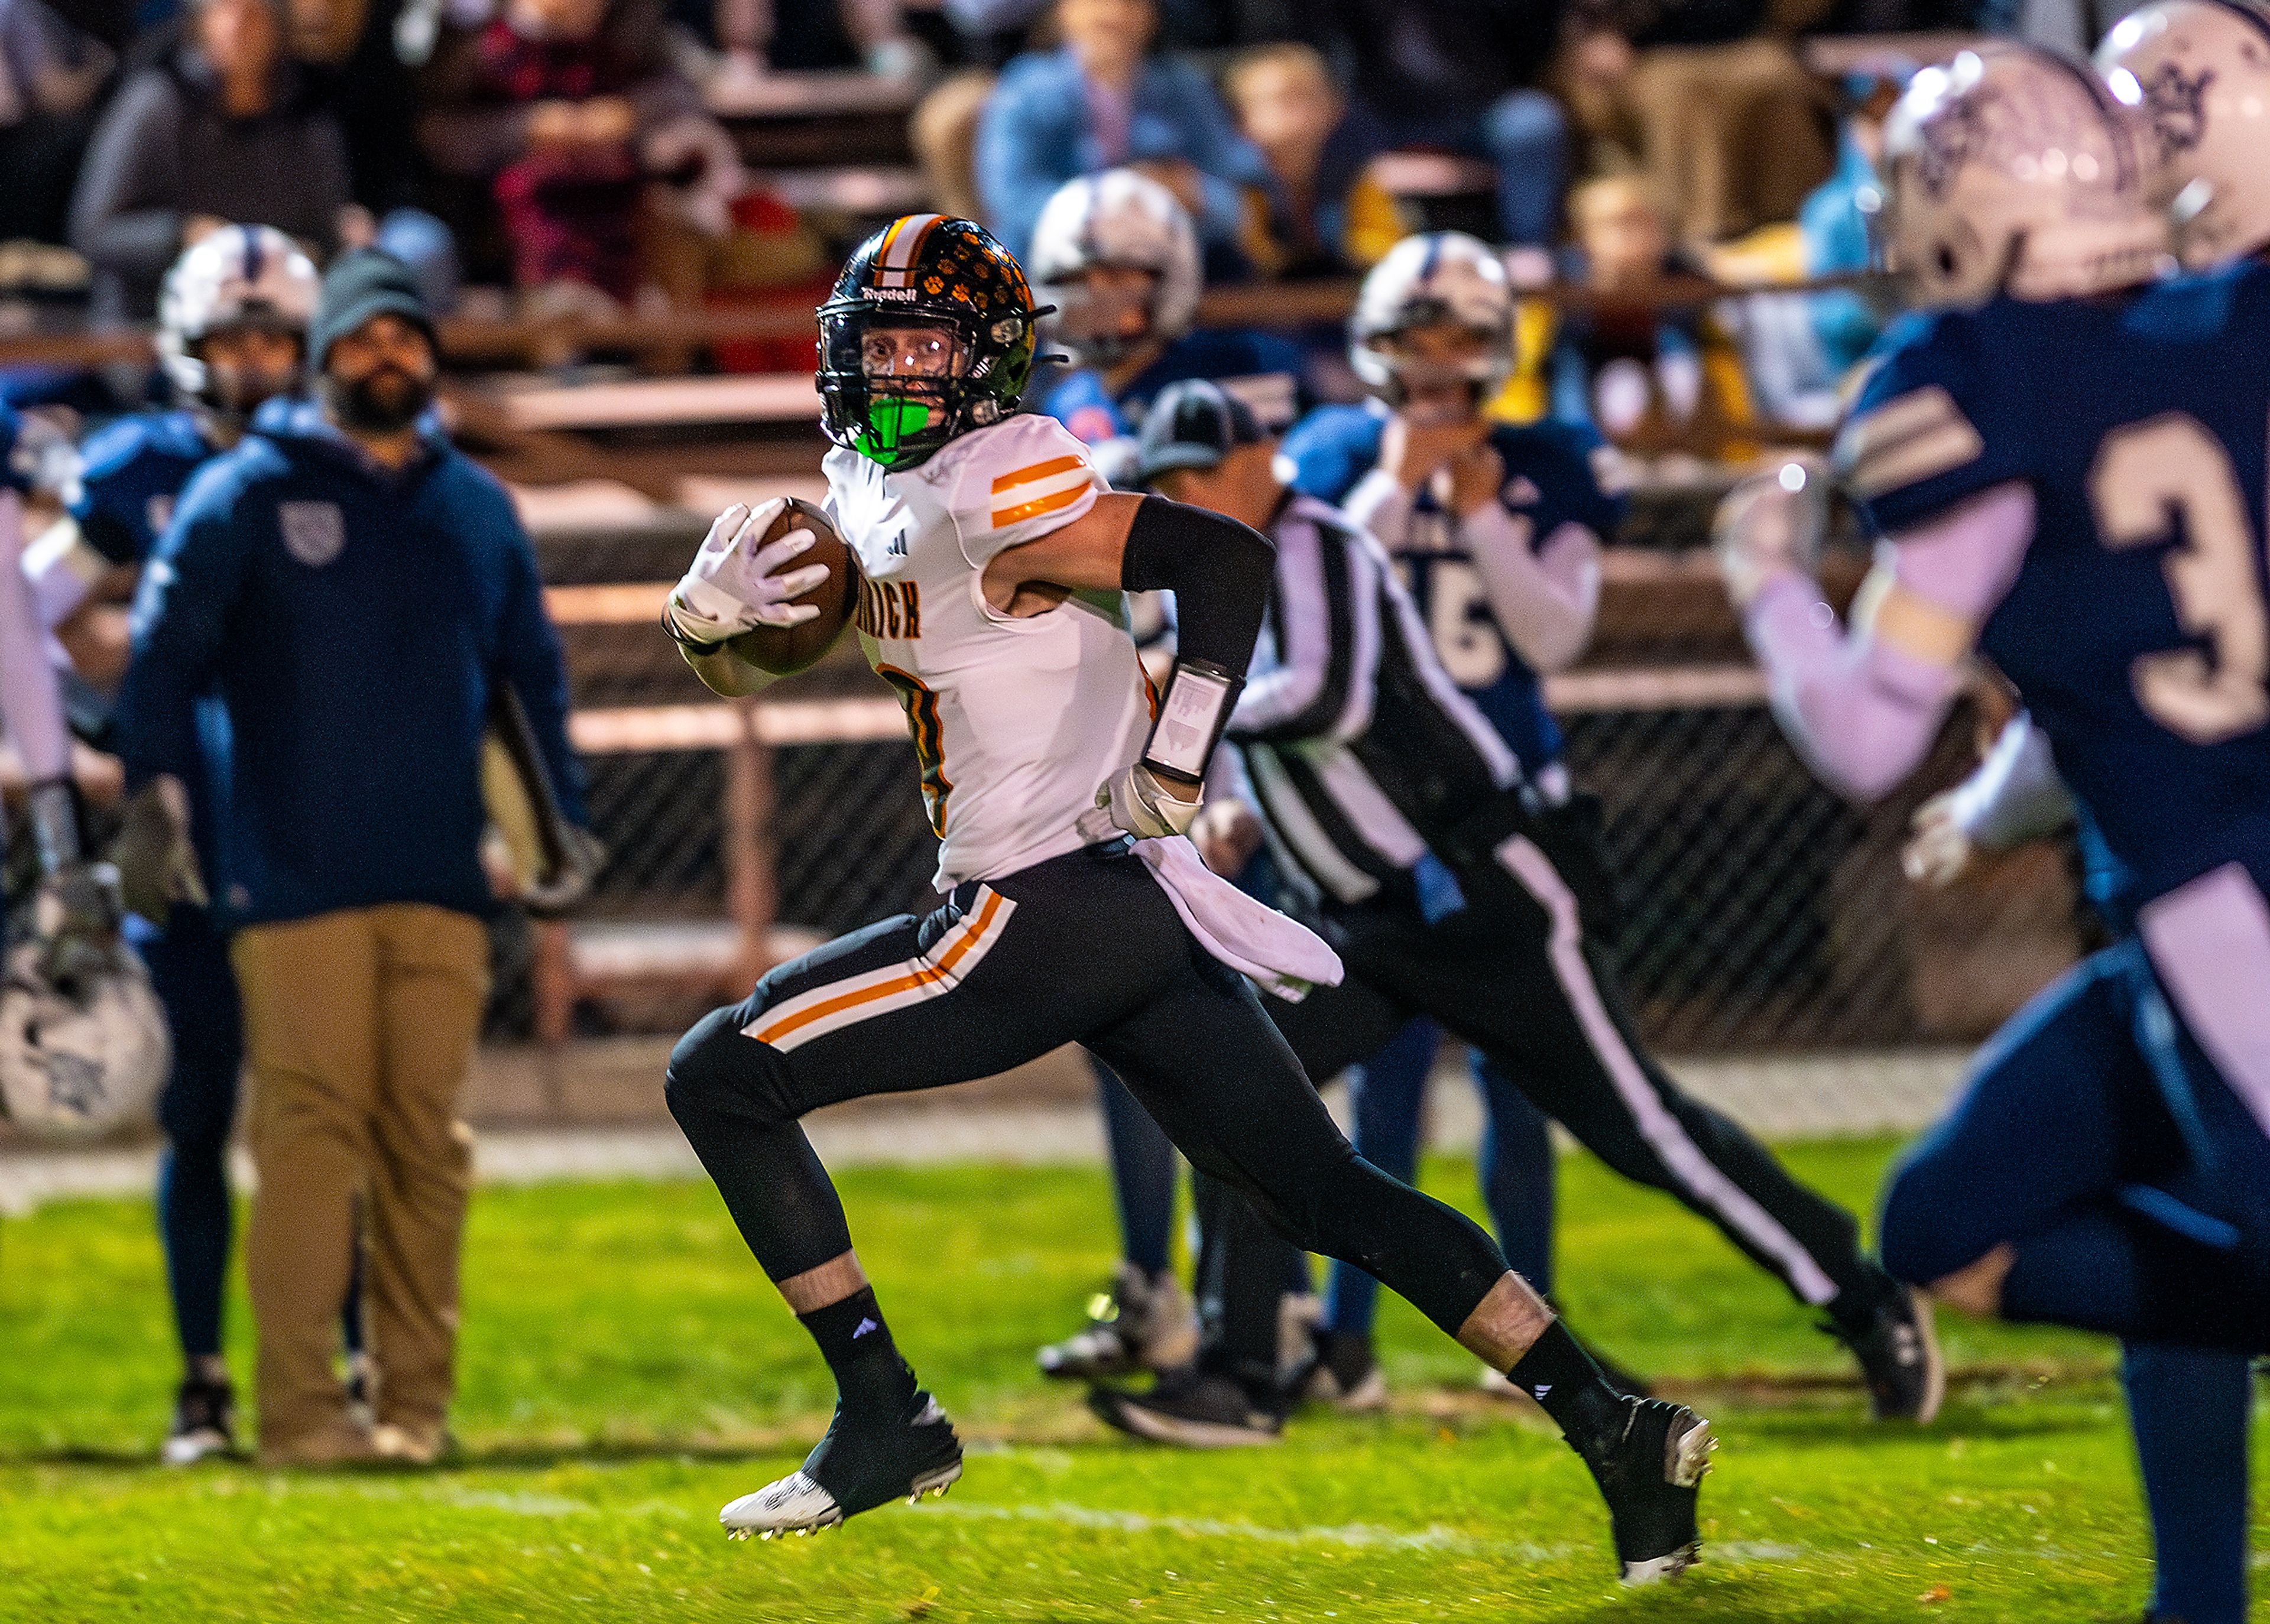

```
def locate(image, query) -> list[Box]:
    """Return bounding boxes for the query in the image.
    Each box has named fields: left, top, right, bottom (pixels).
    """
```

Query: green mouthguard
left=857, top=395, right=935, bottom=463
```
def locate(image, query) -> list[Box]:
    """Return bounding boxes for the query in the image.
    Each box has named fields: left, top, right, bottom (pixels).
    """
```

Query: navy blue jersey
left=1282, top=402, right=1625, bottom=773
left=68, top=410, right=215, bottom=567
left=1035, top=327, right=1312, bottom=446
left=1840, top=262, right=2270, bottom=905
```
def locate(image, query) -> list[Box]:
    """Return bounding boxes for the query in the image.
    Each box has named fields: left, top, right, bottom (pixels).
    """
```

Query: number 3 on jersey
left=2090, top=414, right=2270, bottom=743
left=877, top=664, right=954, bottom=836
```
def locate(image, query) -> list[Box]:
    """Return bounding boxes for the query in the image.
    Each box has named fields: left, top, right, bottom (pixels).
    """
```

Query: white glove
left=664, top=499, right=832, bottom=647
left=1902, top=791, right=1976, bottom=889
left=1081, top=762, right=1205, bottom=844
left=1713, top=457, right=1829, bottom=608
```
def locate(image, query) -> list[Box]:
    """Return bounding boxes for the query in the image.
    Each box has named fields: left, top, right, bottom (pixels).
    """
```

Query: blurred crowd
left=0, top=0, right=2110, bottom=454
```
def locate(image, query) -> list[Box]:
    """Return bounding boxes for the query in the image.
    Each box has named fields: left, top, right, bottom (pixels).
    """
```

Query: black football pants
left=664, top=843, right=1512, bottom=1343
left=1198, top=820, right=1892, bottom=1389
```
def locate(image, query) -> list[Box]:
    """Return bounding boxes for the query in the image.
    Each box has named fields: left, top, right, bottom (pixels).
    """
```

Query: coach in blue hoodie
left=115, top=249, right=589, bottom=1468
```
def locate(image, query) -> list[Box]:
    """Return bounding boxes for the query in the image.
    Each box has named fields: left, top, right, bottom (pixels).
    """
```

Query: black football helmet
left=816, top=215, right=1043, bottom=471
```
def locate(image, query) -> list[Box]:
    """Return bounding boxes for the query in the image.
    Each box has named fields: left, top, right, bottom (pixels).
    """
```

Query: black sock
left=799, top=1287, right=919, bottom=1416
left=1507, top=1320, right=1627, bottom=1460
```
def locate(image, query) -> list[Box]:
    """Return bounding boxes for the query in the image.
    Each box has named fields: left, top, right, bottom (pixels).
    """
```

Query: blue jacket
left=115, top=400, right=587, bottom=929
left=975, top=48, right=1269, bottom=262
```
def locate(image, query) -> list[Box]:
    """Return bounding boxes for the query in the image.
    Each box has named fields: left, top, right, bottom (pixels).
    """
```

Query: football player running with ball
left=660, top=215, right=1716, bottom=1584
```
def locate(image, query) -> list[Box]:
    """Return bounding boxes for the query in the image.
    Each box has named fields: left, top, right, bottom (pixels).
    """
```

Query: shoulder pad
left=1280, top=405, right=1383, bottom=502
left=942, top=414, right=1105, bottom=567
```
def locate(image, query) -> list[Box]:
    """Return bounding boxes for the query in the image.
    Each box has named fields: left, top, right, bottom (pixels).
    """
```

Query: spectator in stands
left=114, top=251, right=591, bottom=1467
left=1312, top=0, right=1571, bottom=248
left=696, top=0, right=929, bottom=82
left=1518, top=174, right=1752, bottom=454
left=67, top=0, right=354, bottom=323
left=1800, top=60, right=1907, bottom=380
left=974, top=0, right=1270, bottom=268
left=418, top=0, right=734, bottom=316
left=1555, top=0, right=1833, bottom=244
left=1221, top=43, right=1398, bottom=278
left=0, top=0, right=111, bottom=246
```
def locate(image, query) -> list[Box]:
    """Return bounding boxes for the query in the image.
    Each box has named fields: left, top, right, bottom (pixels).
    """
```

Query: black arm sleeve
left=1120, top=494, right=1276, bottom=680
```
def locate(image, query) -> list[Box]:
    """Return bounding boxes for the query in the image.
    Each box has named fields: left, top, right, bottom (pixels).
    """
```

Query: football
left=727, top=498, right=859, bottom=676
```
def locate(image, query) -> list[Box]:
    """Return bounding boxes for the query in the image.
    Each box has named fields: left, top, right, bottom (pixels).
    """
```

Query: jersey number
left=1420, top=561, right=1507, bottom=689
left=2089, top=414, right=2270, bottom=744
left=877, top=664, right=954, bottom=837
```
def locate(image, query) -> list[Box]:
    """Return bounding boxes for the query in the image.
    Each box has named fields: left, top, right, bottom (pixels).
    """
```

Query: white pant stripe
left=1497, top=834, right=1841, bottom=1305
left=742, top=886, right=1016, bottom=1053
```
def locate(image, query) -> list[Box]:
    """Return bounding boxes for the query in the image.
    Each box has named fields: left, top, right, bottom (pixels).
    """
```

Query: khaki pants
left=234, top=905, right=490, bottom=1452
left=1626, top=38, right=1833, bottom=242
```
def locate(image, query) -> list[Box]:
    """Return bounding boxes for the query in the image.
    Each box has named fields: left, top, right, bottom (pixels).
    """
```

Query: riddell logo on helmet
left=866, top=287, right=922, bottom=302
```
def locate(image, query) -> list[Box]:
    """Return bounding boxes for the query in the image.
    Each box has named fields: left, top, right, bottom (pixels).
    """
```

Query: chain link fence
left=500, top=509, right=2096, bottom=1062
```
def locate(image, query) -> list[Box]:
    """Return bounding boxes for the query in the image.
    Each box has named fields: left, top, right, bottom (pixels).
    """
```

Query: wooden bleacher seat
left=496, top=373, right=820, bottom=432
left=766, top=167, right=932, bottom=217
left=1801, top=32, right=1980, bottom=76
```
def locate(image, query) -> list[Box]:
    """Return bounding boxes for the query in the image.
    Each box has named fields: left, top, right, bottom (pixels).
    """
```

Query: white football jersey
left=823, top=414, right=1154, bottom=887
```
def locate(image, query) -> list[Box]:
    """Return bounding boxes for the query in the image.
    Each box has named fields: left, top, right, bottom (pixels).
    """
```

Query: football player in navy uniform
left=22, top=225, right=335, bottom=1465
left=1718, top=41, right=2270, bottom=1624
left=1029, top=169, right=1314, bottom=452
left=659, top=214, right=1717, bottom=1583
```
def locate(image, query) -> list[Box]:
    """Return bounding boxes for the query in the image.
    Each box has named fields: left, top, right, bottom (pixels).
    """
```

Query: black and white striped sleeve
left=1228, top=508, right=1376, bottom=745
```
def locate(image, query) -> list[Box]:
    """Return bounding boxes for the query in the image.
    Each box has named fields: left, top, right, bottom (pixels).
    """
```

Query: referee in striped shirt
left=1089, top=380, right=1940, bottom=1446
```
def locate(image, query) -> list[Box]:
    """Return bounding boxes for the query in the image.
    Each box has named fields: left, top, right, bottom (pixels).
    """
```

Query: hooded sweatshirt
left=115, top=399, right=587, bottom=928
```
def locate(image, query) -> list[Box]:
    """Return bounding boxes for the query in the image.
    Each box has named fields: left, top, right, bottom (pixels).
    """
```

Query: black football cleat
left=1829, top=1284, right=1945, bottom=1423
left=1087, top=1368, right=1284, bottom=1448
left=161, top=1376, right=237, bottom=1467
left=1582, top=1396, right=1715, bottom=1586
left=719, top=1390, right=962, bottom=1540
left=1037, top=1264, right=1198, bottom=1382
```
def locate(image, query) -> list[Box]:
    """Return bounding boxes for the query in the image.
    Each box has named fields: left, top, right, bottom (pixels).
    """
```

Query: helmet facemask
left=820, top=306, right=1034, bottom=471
left=190, top=314, right=306, bottom=424
left=1040, top=264, right=1164, bottom=368
left=1354, top=310, right=1509, bottom=421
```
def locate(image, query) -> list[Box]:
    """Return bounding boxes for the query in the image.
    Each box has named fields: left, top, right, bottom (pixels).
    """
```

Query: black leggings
left=664, top=843, right=1510, bottom=1339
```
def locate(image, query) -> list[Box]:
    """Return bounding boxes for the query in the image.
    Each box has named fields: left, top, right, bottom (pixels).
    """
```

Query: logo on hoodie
left=280, top=501, right=345, bottom=568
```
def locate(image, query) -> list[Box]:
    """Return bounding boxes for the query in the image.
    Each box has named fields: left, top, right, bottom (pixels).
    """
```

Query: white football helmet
left=1879, top=43, right=2170, bottom=308
left=1027, top=169, right=1202, bottom=365
left=0, top=935, right=168, bottom=1144
left=1348, top=231, right=1515, bottom=402
left=157, top=224, right=320, bottom=411
left=2098, top=0, right=2270, bottom=269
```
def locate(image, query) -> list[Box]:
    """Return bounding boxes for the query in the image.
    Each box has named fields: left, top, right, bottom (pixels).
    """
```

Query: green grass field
left=0, top=1136, right=2253, bottom=1623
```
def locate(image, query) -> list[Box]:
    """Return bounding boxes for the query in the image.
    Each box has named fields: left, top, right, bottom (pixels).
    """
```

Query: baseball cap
left=1136, top=378, right=1266, bottom=486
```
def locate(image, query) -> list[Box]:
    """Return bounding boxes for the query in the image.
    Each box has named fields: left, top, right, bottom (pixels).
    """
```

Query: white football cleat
left=719, top=1391, right=963, bottom=1539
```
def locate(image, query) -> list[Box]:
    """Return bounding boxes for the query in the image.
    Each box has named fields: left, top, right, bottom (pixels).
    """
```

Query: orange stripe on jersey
left=990, top=454, right=1086, bottom=494
left=991, top=482, right=1088, bottom=528
left=748, top=889, right=1008, bottom=1045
